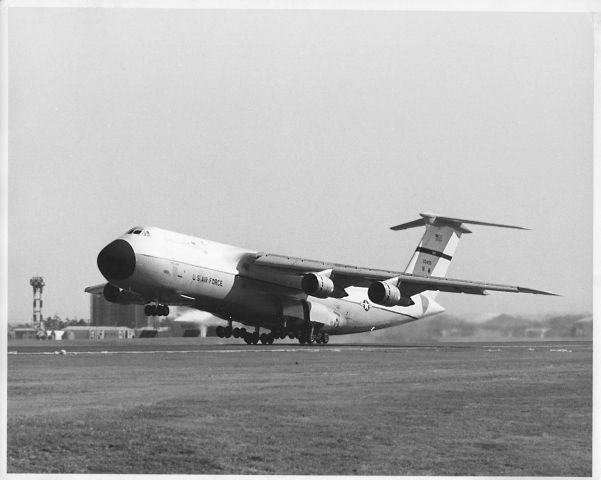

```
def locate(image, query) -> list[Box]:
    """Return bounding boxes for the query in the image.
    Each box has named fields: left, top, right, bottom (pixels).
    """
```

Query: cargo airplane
left=86, top=213, right=556, bottom=345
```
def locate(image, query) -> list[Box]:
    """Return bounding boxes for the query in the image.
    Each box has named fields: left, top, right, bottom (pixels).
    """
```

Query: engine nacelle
left=301, top=273, right=335, bottom=298
left=103, top=283, right=144, bottom=305
left=368, top=281, right=414, bottom=307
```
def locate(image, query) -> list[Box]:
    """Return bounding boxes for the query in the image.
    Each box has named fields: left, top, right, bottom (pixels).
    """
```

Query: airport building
left=63, top=326, right=135, bottom=340
left=90, top=295, right=146, bottom=328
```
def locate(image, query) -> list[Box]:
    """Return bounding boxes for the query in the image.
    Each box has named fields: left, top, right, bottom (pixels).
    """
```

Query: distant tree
left=45, top=315, right=62, bottom=331
left=77, top=319, right=88, bottom=326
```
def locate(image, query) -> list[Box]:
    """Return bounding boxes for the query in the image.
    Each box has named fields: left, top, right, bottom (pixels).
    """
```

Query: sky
left=6, top=7, right=593, bottom=324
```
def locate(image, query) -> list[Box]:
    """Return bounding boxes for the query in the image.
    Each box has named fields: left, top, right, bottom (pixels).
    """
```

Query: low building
left=12, top=328, right=38, bottom=340
left=63, top=326, right=135, bottom=340
left=90, top=295, right=146, bottom=328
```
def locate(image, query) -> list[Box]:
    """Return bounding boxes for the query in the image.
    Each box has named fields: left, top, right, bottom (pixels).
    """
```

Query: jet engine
left=103, top=283, right=145, bottom=305
left=301, top=273, right=335, bottom=298
left=368, top=280, right=414, bottom=307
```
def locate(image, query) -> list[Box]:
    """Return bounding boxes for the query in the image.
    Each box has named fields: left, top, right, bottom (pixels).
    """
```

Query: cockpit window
left=125, top=227, right=147, bottom=235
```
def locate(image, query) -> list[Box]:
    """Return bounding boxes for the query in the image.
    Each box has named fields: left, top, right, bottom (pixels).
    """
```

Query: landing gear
left=144, top=304, right=170, bottom=316
left=297, top=323, right=314, bottom=345
left=296, top=324, right=329, bottom=345
left=315, top=332, right=329, bottom=344
left=218, top=321, right=329, bottom=346
left=216, top=325, right=236, bottom=339
left=259, top=333, right=274, bottom=345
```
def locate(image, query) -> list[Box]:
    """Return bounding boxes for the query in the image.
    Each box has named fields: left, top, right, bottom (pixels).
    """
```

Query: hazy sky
left=7, top=8, right=593, bottom=323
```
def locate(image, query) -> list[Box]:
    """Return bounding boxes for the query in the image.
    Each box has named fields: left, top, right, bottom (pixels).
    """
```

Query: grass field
left=7, top=340, right=592, bottom=475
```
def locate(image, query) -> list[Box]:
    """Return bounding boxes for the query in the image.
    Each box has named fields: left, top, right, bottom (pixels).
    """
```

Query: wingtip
left=518, top=287, right=561, bottom=296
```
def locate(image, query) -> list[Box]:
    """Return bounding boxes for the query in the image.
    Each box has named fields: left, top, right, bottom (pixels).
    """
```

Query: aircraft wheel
left=224, top=326, right=232, bottom=338
left=144, top=305, right=153, bottom=316
left=266, top=334, right=274, bottom=345
left=243, top=334, right=252, bottom=344
left=233, top=328, right=240, bottom=338
left=280, top=333, right=287, bottom=340
left=260, top=333, right=268, bottom=344
left=288, top=333, right=295, bottom=339
left=216, top=326, right=225, bottom=338
left=252, top=332, right=259, bottom=345
left=163, top=305, right=170, bottom=316
left=322, top=333, right=329, bottom=344
left=240, top=328, right=247, bottom=336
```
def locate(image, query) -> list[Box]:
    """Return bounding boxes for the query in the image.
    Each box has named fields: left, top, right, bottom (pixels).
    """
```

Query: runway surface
left=7, top=339, right=592, bottom=354
left=7, top=339, right=592, bottom=475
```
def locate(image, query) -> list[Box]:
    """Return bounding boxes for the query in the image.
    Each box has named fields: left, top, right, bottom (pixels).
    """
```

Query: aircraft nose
left=97, top=239, right=136, bottom=281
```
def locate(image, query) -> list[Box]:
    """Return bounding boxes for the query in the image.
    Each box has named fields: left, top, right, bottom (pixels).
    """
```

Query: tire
left=144, top=305, right=153, bottom=316
left=233, top=328, right=240, bottom=338
left=163, top=305, right=170, bottom=316
left=260, top=333, right=267, bottom=344
left=322, top=333, right=329, bottom=344
left=216, top=326, right=225, bottom=338
left=252, top=332, right=259, bottom=345
left=224, top=326, right=232, bottom=338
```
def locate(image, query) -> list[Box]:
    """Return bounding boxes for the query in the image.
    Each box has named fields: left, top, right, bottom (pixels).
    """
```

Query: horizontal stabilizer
left=391, top=212, right=529, bottom=233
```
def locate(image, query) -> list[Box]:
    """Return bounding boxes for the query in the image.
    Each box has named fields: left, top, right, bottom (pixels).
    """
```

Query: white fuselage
left=104, top=227, right=445, bottom=335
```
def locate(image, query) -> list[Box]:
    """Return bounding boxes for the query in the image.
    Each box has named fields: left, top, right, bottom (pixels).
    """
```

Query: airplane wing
left=243, top=253, right=558, bottom=297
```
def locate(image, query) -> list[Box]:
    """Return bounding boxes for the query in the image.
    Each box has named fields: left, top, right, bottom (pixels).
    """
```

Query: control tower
left=30, top=276, right=45, bottom=330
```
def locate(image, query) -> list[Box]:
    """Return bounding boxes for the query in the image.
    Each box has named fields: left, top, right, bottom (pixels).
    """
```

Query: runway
left=7, top=339, right=592, bottom=475
left=7, top=339, right=592, bottom=355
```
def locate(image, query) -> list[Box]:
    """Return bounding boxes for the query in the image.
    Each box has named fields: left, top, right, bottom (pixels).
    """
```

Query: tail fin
left=392, top=213, right=528, bottom=295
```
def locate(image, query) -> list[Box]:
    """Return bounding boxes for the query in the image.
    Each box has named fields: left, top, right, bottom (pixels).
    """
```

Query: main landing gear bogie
left=144, top=304, right=170, bottom=317
left=216, top=326, right=276, bottom=345
left=215, top=324, right=330, bottom=346
left=296, top=332, right=329, bottom=345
